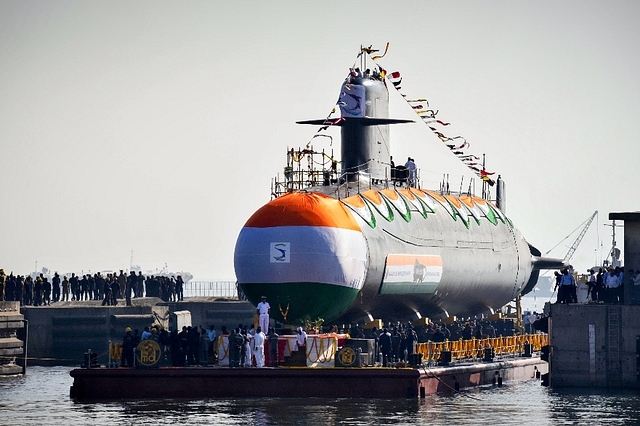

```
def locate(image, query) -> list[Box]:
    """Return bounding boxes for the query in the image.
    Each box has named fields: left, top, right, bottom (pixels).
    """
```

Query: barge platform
left=69, top=357, right=546, bottom=399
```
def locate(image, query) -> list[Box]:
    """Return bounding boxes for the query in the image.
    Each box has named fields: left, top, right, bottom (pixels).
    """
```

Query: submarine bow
left=234, top=192, right=368, bottom=323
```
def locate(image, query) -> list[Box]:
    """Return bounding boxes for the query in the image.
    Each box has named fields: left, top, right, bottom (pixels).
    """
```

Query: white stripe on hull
left=234, top=226, right=368, bottom=289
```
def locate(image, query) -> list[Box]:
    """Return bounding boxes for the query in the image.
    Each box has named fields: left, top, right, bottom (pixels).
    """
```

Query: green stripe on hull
left=240, top=282, right=359, bottom=325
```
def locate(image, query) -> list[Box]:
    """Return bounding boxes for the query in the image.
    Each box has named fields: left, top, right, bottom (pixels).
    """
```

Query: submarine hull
left=234, top=188, right=532, bottom=324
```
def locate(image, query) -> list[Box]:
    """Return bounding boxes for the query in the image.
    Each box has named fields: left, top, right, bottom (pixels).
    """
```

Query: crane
left=545, top=210, right=598, bottom=263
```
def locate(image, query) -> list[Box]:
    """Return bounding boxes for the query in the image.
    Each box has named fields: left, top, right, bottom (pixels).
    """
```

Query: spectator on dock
left=5, top=273, right=15, bottom=302
left=253, top=326, right=266, bottom=367
left=110, top=275, right=119, bottom=305
left=596, top=268, right=605, bottom=302
left=42, top=275, right=51, bottom=305
left=127, top=271, right=137, bottom=304
left=257, top=296, right=270, bottom=333
left=169, top=277, right=177, bottom=302
left=34, top=276, right=43, bottom=306
left=587, top=269, right=597, bottom=302
left=379, top=328, right=392, bottom=366
left=176, top=275, right=184, bottom=301
left=24, top=276, right=33, bottom=305
left=405, top=326, right=417, bottom=358
left=141, top=326, right=152, bottom=341
left=93, top=272, right=102, bottom=301
left=294, top=327, right=307, bottom=353
left=52, top=272, right=60, bottom=303
left=484, top=321, right=496, bottom=338
left=431, top=327, right=445, bottom=343
left=101, top=277, right=112, bottom=306
left=267, top=327, right=279, bottom=367
left=228, top=328, right=244, bottom=368
left=79, top=275, right=88, bottom=301
left=557, top=269, right=576, bottom=304
left=553, top=271, right=562, bottom=303
left=204, top=325, right=218, bottom=363
left=16, top=275, right=24, bottom=305
left=0, top=268, right=5, bottom=301
left=199, top=327, right=209, bottom=365
left=170, top=328, right=182, bottom=366
left=121, top=327, right=134, bottom=367
left=616, top=267, right=624, bottom=303
left=70, top=273, right=79, bottom=301
left=462, top=322, right=473, bottom=340
left=604, top=268, right=620, bottom=303
left=243, top=327, right=253, bottom=367
left=117, top=270, right=126, bottom=299
left=474, top=322, right=484, bottom=339
left=188, top=326, right=200, bottom=365
left=136, top=271, right=145, bottom=298
left=62, top=275, right=69, bottom=301
left=132, top=328, right=140, bottom=346
left=525, top=312, right=538, bottom=334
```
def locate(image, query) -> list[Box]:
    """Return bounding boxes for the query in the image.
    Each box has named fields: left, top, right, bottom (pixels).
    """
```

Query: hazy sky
left=1, top=1, right=638, bottom=280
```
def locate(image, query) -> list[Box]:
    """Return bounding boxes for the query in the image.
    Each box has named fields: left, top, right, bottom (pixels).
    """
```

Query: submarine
left=234, top=49, right=564, bottom=325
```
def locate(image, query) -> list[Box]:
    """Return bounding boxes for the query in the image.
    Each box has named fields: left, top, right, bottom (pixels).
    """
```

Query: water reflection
left=2, top=367, right=640, bottom=426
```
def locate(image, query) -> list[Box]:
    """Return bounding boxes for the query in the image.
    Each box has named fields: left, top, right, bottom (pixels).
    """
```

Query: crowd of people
left=555, top=266, right=637, bottom=305
left=120, top=322, right=284, bottom=369
left=348, top=318, right=506, bottom=366
left=121, top=324, right=216, bottom=368
left=0, top=268, right=186, bottom=306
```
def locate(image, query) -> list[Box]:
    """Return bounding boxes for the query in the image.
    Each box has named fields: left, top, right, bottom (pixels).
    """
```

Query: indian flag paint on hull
left=380, top=254, right=443, bottom=294
left=234, top=192, right=368, bottom=322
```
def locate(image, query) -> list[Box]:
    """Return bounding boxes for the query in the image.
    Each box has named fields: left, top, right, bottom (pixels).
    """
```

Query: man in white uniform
left=253, top=326, right=266, bottom=367
left=257, top=296, right=270, bottom=332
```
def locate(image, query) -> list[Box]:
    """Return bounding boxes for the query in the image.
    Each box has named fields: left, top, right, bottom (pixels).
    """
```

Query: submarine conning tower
left=298, top=70, right=412, bottom=184
left=338, top=74, right=414, bottom=183
left=340, top=76, right=390, bottom=182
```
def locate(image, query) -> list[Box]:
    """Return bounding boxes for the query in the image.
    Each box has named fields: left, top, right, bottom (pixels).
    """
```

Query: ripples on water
left=1, top=366, right=639, bottom=426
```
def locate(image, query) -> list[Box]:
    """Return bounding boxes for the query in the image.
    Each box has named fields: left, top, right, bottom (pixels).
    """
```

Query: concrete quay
left=0, top=301, right=25, bottom=375
left=20, top=298, right=255, bottom=366
left=548, top=303, right=640, bottom=388
left=547, top=211, right=640, bottom=389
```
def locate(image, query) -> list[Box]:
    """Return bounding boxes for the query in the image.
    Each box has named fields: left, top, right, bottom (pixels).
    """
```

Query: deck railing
left=183, top=281, right=243, bottom=299
left=415, top=333, right=549, bottom=364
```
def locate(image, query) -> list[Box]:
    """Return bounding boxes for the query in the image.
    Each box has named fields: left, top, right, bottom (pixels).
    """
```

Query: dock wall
left=20, top=299, right=256, bottom=366
left=0, top=301, right=25, bottom=375
left=549, top=303, right=640, bottom=388
left=21, top=300, right=168, bottom=366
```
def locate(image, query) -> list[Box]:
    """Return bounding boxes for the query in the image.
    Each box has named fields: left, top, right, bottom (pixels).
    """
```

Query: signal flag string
left=368, top=45, right=497, bottom=185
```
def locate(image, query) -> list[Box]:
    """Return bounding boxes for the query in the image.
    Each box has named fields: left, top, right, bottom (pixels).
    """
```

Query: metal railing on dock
left=183, top=281, right=243, bottom=299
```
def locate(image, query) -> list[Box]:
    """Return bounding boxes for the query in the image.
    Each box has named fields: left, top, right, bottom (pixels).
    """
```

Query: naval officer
left=257, top=296, right=270, bottom=332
